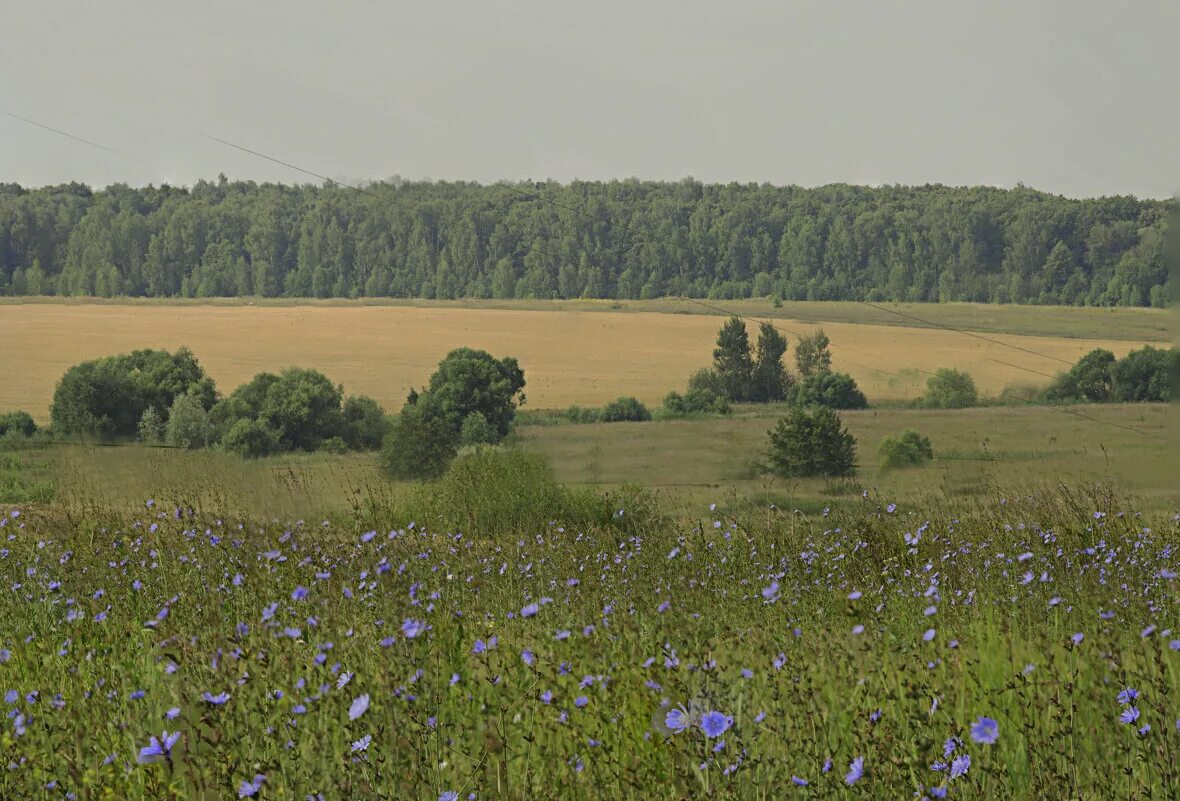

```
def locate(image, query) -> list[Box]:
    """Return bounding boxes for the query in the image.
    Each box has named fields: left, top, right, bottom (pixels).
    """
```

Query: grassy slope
left=39, top=403, right=1178, bottom=518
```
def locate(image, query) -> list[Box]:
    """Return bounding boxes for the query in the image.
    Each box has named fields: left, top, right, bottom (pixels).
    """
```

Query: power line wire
left=0, top=109, right=131, bottom=159
left=856, top=299, right=1075, bottom=366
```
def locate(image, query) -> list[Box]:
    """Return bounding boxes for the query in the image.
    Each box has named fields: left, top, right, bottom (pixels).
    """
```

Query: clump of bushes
left=51, top=348, right=216, bottom=438
left=564, top=397, right=653, bottom=424
left=50, top=348, right=387, bottom=458
left=599, top=397, right=651, bottom=423
left=922, top=368, right=978, bottom=409
left=0, top=411, right=37, bottom=438
left=790, top=372, right=867, bottom=410
left=662, top=388, right=731, bottom=416
left=878, top=430, right=934, bottom=468
left=766, top=406, right=857, bottom=478
left=1045, top=346, right=1176, bottom=403
left=211, top=367, right=386, bottom=457
left=670, top=320, right=872, bottom=413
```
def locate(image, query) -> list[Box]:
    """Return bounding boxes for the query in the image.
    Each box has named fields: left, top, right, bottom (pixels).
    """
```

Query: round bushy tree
left=1045, top=349, right=1115, bottom=402
left=599, top=397, right=651, bottom=423
left=1111, top=346, right=1172, bottom=402
left=258, top=368, right=345, bottom=451
left=424, top=348, right=526, bottom=439
left=221, top=418, right=280, bottom=458
left=767, top=406, right=857, bottom=477
left=0, top=411, right=37, bottom=438
left=923, top=368, right=978, bottom=409
left=50, top=348, right=216, bottom=438
left=341, top=395, right=389, bottom=450
left=878, top=430, right=934, bottom=468
left=380, top=400, right=460, bottom=481
left=792, top=372, right=867, bottom=410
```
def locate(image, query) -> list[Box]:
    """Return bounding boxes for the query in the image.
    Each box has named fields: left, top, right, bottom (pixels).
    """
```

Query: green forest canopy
left=0, top=177, right=1170, bottom=306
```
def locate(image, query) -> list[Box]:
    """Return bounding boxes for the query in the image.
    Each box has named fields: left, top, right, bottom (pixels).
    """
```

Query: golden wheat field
left=0, top=300, right=1164, bottom=420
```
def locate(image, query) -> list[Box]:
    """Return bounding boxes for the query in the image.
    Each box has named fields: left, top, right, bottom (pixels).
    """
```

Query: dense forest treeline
left=0, top=177, right=1171, bottom=306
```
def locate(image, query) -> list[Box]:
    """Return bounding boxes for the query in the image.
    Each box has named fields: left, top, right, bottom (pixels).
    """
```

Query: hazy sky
left=1, top=0, right=1175, bottom=198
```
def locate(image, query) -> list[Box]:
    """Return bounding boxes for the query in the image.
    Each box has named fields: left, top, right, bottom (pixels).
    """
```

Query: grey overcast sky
left=1, top=0, right=1175, bottom=198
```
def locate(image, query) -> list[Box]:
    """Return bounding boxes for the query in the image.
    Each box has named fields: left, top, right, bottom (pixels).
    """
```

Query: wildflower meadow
left=1, top=486, right=1177, bottom=799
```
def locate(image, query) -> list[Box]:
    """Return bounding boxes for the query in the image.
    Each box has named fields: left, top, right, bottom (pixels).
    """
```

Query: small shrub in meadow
left=878, top=430, right=935, bottom=468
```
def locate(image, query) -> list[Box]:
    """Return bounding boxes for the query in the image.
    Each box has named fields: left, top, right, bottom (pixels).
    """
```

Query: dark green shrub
left=210, top=372, right=280, bottom=440
left=767, top=406, right=857, bottom=478
left=878, top=430, right=934, bottom=468
left=408, top=448, right=661, bottom=536
left=663, top=388, right=731, bottom=416
left=50, top=348, right=216, bottom=438
left=257, top=368, right=345, bottom=451
left=1111, top=346, right=1172, bottom=402
left=0, top=411, right=36, bottom=438
left=221, top=418, right=280, bottom=458
left=423, top=348, right=526, bottom=439
left=599, top=396, right=651, bottom=423
left=792, top=372, right=867, bottom=410
left=210, top=368, right=347, bottom=453
left=379, top=400, right=459, bottom=481
left=923, top=368, right=978, bottom=409
left=341, top=395, right=389, bottom=450
left=1045, top=349, right=1115, bottom=402
left=687, top=367, right=727, bottom=397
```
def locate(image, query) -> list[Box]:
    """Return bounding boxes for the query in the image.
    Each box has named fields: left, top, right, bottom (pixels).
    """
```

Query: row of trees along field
left=0, top=178, right=1171, bottom=306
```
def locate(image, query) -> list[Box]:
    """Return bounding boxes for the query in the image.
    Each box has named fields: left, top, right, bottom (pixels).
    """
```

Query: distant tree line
left=0, top=178, right=1170, bottom=306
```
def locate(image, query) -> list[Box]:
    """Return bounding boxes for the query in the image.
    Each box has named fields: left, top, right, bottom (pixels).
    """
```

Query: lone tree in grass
left=421, top=348, right=526, bottom=438
left=792, top=371, right=867, bottom=409
left=878, top=430, right=934, bottom=468
left=381, top=398, right=460, bottom=480
left=381, top=348, right=526, bottom=480
left=767, top=406, right=856, bottom=478
left=923, top=368, right=979, bottom=409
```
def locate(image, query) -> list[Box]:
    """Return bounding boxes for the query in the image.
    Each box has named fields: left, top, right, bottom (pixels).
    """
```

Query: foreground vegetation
left=0, top=466, right=1176, bottom=799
